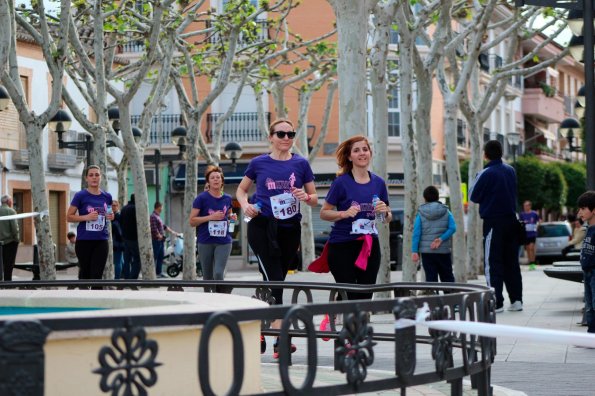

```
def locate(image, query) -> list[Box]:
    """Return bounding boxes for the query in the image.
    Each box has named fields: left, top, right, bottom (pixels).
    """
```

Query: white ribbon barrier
left=395, top=303, right=595, bottom=349
left=0, top=210, right=49, bottom=221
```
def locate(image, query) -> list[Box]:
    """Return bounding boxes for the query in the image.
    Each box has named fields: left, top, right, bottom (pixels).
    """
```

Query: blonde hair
left=269, top=118, right=294, bottom=135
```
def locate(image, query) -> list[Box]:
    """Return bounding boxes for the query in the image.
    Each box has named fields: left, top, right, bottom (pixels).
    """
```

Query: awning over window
left=526, top=119, right=556, bottom=141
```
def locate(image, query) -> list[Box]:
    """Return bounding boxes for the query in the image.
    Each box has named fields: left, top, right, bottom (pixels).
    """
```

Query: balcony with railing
left=522, top=87, right=565, bottom=124
left=131, top=114, right=182, bottom=145
left=207, top=20, right=269, bottom=48
left=205, top=112, right=269, bottom=143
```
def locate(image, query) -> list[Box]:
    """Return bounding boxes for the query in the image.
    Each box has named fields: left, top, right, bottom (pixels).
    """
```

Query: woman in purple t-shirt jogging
left=320, top=135, right=391, bottom=299
left=189, top=165, right=235, bottom=291
left=66, top=165, right=114, bottom=280
left=236, top=118, right=318, bottom=359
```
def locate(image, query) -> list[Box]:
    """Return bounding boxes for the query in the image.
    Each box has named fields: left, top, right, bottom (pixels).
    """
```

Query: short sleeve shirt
left=519, top=210, right=540, bottom=238
left=70, top=189, right=113, bottom=240
left=192, top=192, right=233, bottom=244
left=325, top=172, right=389, bottom=243
left=244, top=153, right=315, bottom=221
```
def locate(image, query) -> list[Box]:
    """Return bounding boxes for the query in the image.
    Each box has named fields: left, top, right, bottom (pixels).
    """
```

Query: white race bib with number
left=351, top=218, right=377, bottom=235
left=270, top=193, right=298, bottom=220
left=208, top=220, right=228, bottom=237
left=525, top=223, right=537, bottom=232
left=86, top=215, right=105, bottom=232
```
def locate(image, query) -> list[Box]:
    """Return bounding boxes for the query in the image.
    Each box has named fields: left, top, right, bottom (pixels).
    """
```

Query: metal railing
left=0, top=279, right=496, bottom=396
left=206, top=111, right=270, bottom=143
left=130, top=113, right=182, bottom=145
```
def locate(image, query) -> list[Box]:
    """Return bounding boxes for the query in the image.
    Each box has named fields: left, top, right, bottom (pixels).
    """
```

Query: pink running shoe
left=320, top=314, right=331, bottom=341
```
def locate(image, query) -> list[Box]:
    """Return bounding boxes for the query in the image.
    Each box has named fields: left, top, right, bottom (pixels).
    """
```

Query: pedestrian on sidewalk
left=577, top=191, right=595, bottom=333
left=66, top=165, right=114, bottom=280
left=189, top=165, right=235, bottom=291
left=111, top=200, right=124, bottom=279
left=236, top=118, right=318, bottom=359
left=150, top=202, right=175, bottom=278
left=0, top=195, right=19, bottom=281
left=562, top=213, right=586, bottom=256
left=470, top=140, right=523, bottom=313
left=120, top=194, right=141, bottom=279
left=519, top=200, right=540, bottom=267
left=411, top=186, right=456, bottom=283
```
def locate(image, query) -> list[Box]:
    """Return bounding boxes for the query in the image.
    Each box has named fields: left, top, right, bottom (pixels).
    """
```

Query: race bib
left=525, top=223, right=537, bottom=232
left=86, top=215, right=105, bottom=232
left=270, top=192, right=299, bottom=220
left=351, top=218, right=377, bottom=235
left=208, top=220, right=228, bottom=237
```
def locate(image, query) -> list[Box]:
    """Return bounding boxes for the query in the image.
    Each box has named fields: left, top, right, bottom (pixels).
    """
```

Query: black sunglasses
left=272, top=131, right=296, bottom=139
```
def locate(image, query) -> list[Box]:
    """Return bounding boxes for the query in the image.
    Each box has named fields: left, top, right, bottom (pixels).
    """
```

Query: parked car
left=314, top=209, right=404, bottom=271
left=535, top=221, right=572, bottom=264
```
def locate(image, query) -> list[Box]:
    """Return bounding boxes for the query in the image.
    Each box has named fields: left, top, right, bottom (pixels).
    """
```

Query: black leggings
left=327, top=238, right=381, bottom=300
left=248, top=217, right=301, bottom=305
left=75, top=239, right=109, bottom=280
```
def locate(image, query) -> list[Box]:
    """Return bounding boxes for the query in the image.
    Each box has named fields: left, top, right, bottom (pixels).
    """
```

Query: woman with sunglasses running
left=236, top=118, right=318, bottom=359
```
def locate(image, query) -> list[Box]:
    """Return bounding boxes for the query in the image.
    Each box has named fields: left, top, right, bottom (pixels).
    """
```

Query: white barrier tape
left=395, top=303, right=595, bottom=349
left=0, top=210, right=49, bottom=221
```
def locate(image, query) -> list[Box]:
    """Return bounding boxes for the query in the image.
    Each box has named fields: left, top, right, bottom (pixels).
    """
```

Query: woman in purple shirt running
left=236, top=118, right=318, bottom=359
left=189, top=165, right=235, bottom=291
left=66, top=165, right=114, bottom=280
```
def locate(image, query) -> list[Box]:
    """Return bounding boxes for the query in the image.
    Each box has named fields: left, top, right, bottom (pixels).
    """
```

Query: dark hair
left=484, top=140, right=503, bottom=160
left=154, top=201, right=162, bottom=210
left=269, top=118, right=294, bottom=135
left=67, top=231, right=76, bottom=239
left=85, top=165, right=101, bottom=177
left=129, top=194, right=135, bottom=203
left=567, top=213, right=577, bottom=223
left=423, top=186, right=439, bottom=202
left=577, top=191, right=595, bottom=211
left=335, top=135, right=371, bottom=176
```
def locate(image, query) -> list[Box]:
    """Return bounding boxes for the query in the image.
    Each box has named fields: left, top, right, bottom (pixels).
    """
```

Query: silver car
left=535, top=221, right=572, bottom=263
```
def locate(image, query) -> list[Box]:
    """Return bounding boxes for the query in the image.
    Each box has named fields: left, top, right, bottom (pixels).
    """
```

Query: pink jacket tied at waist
left=308, top=235, right=373, bottom=273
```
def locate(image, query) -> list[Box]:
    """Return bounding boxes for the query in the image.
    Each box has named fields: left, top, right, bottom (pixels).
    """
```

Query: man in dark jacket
left=120, top=194, right=141, bottom=279
left=0, top=195, right=19, bottom=281
left=470, top=140, right=523, bottom=313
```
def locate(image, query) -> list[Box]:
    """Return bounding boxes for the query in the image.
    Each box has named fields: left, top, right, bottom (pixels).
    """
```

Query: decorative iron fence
left=130, top=114, right=182, bottom=145
left=0, top=280, right=496, bottom=396
left=206, top=112, right=270, bottom=143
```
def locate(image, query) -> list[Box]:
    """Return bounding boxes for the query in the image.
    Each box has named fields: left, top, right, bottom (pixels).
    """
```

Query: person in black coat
left=111, top=200, right=125, bottom=279
left=120, top=194, right=141, bottom=279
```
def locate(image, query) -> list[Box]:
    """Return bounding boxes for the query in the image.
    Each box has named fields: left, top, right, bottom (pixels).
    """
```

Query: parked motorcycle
left=164, top=234, right=202, bottom=278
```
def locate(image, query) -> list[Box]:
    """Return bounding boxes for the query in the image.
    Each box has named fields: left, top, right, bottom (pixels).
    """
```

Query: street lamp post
left=142, top=126, right=187, bottom=201
left=0, top=86, right=10, bottom=110
left=507, top=131, right=521, bottom=164
left=560, top=117, right=582, bottom=160
left=48, top=109, right=94, bottom=167
left=223, top=141, right=243, bottom=172
left=515, top=0, right=594, bottom=189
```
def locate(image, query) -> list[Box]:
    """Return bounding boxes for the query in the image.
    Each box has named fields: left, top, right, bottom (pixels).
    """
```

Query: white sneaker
left=508, top=301, right=523, bottom=311
left=495, top=306, right=504, bottom=313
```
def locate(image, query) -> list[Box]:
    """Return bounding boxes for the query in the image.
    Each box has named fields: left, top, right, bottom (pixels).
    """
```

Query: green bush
left=556, top=162, right=587, bottom=210
left=515, top=156, right=547, bottom=210
left=541, top=163, right=567, bottom=211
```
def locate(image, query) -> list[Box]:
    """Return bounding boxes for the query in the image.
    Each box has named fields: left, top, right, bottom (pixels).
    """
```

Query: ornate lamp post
left=515, top=0, right=594, bottom=189
left=143, top=126, right=187, bottom=201
left=223, top=141, right=243, bottom=172
left=48, top=109, right=94, bottom=167
left=559, top=117, right=582, bottom=160
left=507, top=131, right=521, bottom=164
left=0, top=86, right=10, bottom=111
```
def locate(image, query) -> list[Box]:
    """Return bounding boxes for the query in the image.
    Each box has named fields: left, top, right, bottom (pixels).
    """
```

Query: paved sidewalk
left=11, top=260, right=592, bottom=395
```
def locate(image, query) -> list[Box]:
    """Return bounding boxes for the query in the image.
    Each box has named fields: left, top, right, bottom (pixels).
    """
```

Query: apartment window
left=483, top=127, right=491, bottom=144
left=388, top=86, right=400, bottom=137
left=457, top=119, right=467, bottom=147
